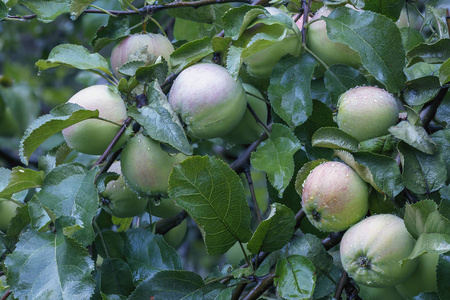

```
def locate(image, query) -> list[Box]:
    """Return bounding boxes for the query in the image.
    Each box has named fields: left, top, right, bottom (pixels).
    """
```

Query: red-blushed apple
left=336, top=86, right=399, bottom=141
left=168, top=63, right=247, bottom=139
left=299, top=161, right=369, bottom=232
left=340, top=214, right=418, bottom=287
left=62, top=85, right=129, bottom=155
left=120, top=133, right=187, bottom=196
left=110, top=33, right=174, bottom=79
left=163, top=219, right=187, bottom=249
left=101, top=161, right=148, bottom=218
left=0, top=199, right=20, bottom=233
left=222, top=83, right=268, bottom=145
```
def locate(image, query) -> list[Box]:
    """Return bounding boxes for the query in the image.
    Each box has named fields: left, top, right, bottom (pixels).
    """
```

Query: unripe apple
left=163, top=219, right=187, bottom=249
left=110, top=33, right=174, bottom=79
left=395, top=252, right=438, bottom=298
left=168, top=63, right=247, bottom=139
left=340, top=214, right=419, bottom=287
left=101, top=161, right=148, bottom=218
left=336, top=86, right=399, bottom=141
left=299, top=161, right=369, bottom=232
left=149, top=197, right=182, bottom=218
left=0, top=199, right=20, bottom=233
left=236, top=7, right=301, bottom=78
left=298, top=6, right=361, bottom=76
left=358, top=285, right=404, bottom=300
left=62, top=85, right=129, bottom=155
left=222, top=83, right=268, bottom=144
left=120, top=133, right=187, bottom=195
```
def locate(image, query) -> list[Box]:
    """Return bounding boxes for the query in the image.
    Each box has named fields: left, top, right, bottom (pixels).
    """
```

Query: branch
left=419, top=86, right=449, bottom=131
left=154, top=210, right=188, bottom=235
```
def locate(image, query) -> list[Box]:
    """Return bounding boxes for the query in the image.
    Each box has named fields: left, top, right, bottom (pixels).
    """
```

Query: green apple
left=298, top=6, right=361, bottom=77
left=222, top=83, right=268, bottom=144
left=149, top=197, right=182, bottom=218
left=62, top=85, right=129, bottom=155
left=358, top=285, right=404, bottom=300
left=0, top=199, right=20, bottom=233
left=168, top=63, right=247, bottom=139
left=235, top=7, right=301, bottom=79
left=121, top=133, right=187, bottom=195
left=395, top=252, right=438, bottom=298
left=110, top=33, right=174, bottom=79
left=101, top=161, right=149, bottom=218
left=336, top=86, right=399, bottom=141
left=163, top=219, right=187, bottom=249
left=340, top=214, right=419, bottom=287
left=299, top=161, right=369, bottom=232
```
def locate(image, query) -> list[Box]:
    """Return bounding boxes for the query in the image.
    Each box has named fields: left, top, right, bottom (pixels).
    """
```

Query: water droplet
left=147, top=148, right=150, bottom=151
left=19, top=169, right=25, bottom=173
left=70, top=13, right=77, bottom=21
left=138, top=139, right=141, bottom=143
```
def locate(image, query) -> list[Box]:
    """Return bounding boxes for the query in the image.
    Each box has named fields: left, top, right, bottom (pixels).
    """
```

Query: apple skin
left=358, top=285, right=404, bottom=300
left=120, top=133, right=187, bottom=196
left=236, top=7, right=301, bottom=79
left=340, top=214, right=419, bottom=287
left=336, top=86, right=399, bottom=141
left=110, top=33, right=174, bottom=79
left=395, top=252, right=438, bottom=298
left=222, top=83, right=268, bottom=144
left=168, top=63, right=247, bottom=139
left=297, top=6, right=361, bottom=76
left=163, top=219, right=187, bottom=249
left=149, top=197, right=182, bottom=218
left=300, top=161, right=369, bottom=232
left=0, top=199, right=20, bottom=233
left=101, top=161, right=149, bottom=218
left=62, top=85, right=129, bottom=155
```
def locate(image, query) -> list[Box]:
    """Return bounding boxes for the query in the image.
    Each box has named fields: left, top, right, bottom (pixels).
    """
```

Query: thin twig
left=334, top=271, right=348, bottom=300
left=1, top=290, right=11, bottom=300
left=155, top=210, right=188, bottom=235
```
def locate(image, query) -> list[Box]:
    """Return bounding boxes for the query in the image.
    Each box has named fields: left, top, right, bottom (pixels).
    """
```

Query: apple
left=149, top=197, right=182, bottom=218
left=395, top=252, right=438, bottom=298
left=101, top=161, right=149, bottom=218
left=297, top=6, right=361, bottom=76
left=299, top=161, right=369, bottom=232
left=168, top=63, right=247, bottom=139
left=110, top=33, right=174, bottom=79
left=62, top=85, right=129, bottom=155
left=120, top=133, right=187, bottom=195
left=336, top=86, right=399, bottom=141
left=222, top=83, right=268, bottom=144
left=0, top=199, right=20, bottom=233
left=340, top=214, right=419, bottom=287
left=163, top=219, right=187, bottom=249
left=358, top=285, right=404, bottom=300
left=235, top=7, right=301, bottom=79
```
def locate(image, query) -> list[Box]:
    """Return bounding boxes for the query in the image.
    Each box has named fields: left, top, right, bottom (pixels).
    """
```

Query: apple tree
left=0, top=0, right=449, bottom=299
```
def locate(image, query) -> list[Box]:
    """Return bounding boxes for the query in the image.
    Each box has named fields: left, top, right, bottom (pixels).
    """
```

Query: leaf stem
left=244, top=165, right=262, bottom=223
left=1, top=290, right=11, bottom=300
left=93, top=220, right=110, bottom=259
left=89, top=5, right=118, bottom=17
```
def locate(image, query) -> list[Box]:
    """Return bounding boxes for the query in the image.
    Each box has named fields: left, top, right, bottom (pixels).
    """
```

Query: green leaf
left=311, top=127, right=359, bottom=152
left=70, top=0, right=95, bottom=18
left=35, top=163, right=99, bottom=246
left=406, top=233, right=450, bottom=260
left=363, top=0, right=404, bottom=21
left=168, top=156, right=253, bottom=255
left=0, top=166, right=44, bottom=197
left=95, top=230, right=124, bottom=259
left=274, top=255, right=316, bottom=300
left=28, top=196, right=52, bottom=232
left=439, top=58, right=450, bottom=85
left=251, top=124, right=302, bottom=197
left=323, top=64, right=369, bottom=105
left=404, top=200, right=440, bottom=239
left=170, top=37, right=214, bottom=74
left=20, top=0, right=70, bottom=23
left=222, top=5, right=266, bottom=40
left=6, top=204, right=30, bottom=239
left=440, top=185, right=450, bottom=220
left=286, top=234, right=333, bottom=274
left=129, top=270, right=204, bottom=299
left=390, top=121, right=439, bottom=155
left=182, top=282, right=230, bottom=300
left=247, top=203, right=296, bottom=253
left=268, top=54, right=317, bottom=128
left=135, top=61, right=169, bottom=86
left=127, top=82, right=192, bottom=155
left=407, top=39, right=450, bottom=65
left=404, top=76, right=441, bottom=106
left=437, top=252, right=450, bottom=298
left=294, top=159, right=328, bottom=198
left=19, top=102, right=99, bottom=165
left=5, top=222, right=95, bottom=299
left=358, top=134, right=397, bottom=155
left=334, top=150, right=403, bottom=198
left=324, top=7, right=406, bottom=93
left=405, top=62, right=441, bottom=81
left=38, top=143, right=72, bottom=174
left=400, top=27, right=426, bottom=52
left=168, top=5, right=215, bottom=24
left=100, top=258, right=135, bottom=297
left=398, top=141, right=447, bottom=195
left=0, top=2, right=7, bottom=21
left=36, top=44, right=113, bottom=77
left=92, top=16, right=130, bottom=52
left=432, top=129, right=450, bottom=180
